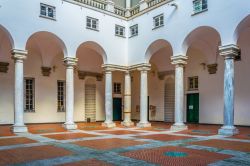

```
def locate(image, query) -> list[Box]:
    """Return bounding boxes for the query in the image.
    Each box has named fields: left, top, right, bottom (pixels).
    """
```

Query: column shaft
left=218, top=44, right=240, bottom=135
left=12, top=50, right=28, bottom=133
left=102, top=70, right=116, bottom=128
left=170, top=55, right=188, bottom=131
left=64, top=57, right=77, bottom=130
left=122, top=71, right=133, bottom=127
left=137, top=68, right=151, bottom=128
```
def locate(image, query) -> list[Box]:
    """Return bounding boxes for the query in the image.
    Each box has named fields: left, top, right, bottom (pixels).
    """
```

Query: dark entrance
left=187, top=93, right=199, bottom=123
left=113, top=98, right=122, bottom=121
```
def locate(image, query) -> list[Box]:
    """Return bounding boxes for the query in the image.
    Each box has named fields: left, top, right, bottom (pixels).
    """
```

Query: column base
left=121, top=121, right=134, bottom=127
left=12, top=125, right=28, bottom=133
left=170, top=124, right=188, bottom=131
left=218, top=126, right=239, bottom=136
left=102, top=122, right=116, bottom=128
left=63, top=123, right=77, bottom=130
left=136, top=122, right=151, bottom=128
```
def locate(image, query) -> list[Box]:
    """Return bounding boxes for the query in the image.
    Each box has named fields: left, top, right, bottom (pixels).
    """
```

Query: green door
left=187, top=93, right=199, bottom=123
left=113, top=98, right=122, bottom=121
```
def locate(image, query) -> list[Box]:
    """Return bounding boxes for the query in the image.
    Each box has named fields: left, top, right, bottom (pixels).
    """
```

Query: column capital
left=171, top=55, right=188, bottom=66
left=63, top=57, right=78, bottom=67
left=11, top=49, right=28, bottom=60
left=219, top=44, right=240, bottom=59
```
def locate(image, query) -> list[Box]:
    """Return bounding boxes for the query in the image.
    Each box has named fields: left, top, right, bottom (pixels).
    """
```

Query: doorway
left=187, top=93, right=199, bottom=123
left=113, top=98, right=122, bottom=121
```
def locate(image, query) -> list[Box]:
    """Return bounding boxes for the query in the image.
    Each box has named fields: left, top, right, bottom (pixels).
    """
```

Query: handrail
left=114, top=5, right=126, bottom=17
left=129, top=4, right=140, bottom=16
left=147, top=0, right=166, bottom=8
left=74, top=0, right=107, bottom=10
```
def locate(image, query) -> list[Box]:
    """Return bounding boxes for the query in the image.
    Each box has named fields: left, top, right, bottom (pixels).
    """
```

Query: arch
left=145, top=39, right=173, bottom=63
left=182, top=26, right=221, bottom=58
left=25, top=31, right=67, bottom=66
left=0, top=24, right=15, bottom=49
left=76, top=41, right=107, bottom=64
left=234, top=14, right=250, bottom=44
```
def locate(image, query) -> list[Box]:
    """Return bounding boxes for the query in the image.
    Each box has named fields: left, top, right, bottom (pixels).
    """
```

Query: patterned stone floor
left=0, top=122, right=250, bottom=166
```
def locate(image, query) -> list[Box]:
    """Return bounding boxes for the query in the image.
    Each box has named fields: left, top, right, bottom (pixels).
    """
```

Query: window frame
left=115, top=25, right=125, bottom=38
left=129, top=24, right=138, bottom=38
left=192, top=0, right=208, bottom=15
left=188, top=76, right=199, bottom=91
left=113, top=82, right=122, bottom=94
left=153, top=14, right=164, bottom=29
left=86, top=16, right=99, bottom=31
left=57, top=80, right=66, bottom=112
left=40, top=3, right=56, bottom=20
left=24, top=78, right=35, bottom=113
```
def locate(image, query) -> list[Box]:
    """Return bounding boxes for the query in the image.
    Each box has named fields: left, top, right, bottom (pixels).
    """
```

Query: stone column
left=121, top=71, right=134, bottom=127
left=102, top=68, right=116, bottom=128
left=63, top=57, right=78, bottom=130
left=218, top=44, right=240, bottom=136
left=11, top=49, right=28, bottom=133
left=137, top=66, right=151, bottom=128
left=170, top=55, right=188, bottom=131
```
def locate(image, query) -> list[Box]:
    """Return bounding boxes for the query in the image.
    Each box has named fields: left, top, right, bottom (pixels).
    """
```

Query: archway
left=182, top=26, right=222, bottom=124
left=233, top=15, right=250, bottom=126
left=24, top=31, right=67, bottom=123
left=76, top=41, right=106, bottom=122
left=0, top=25, right=15, bottom=124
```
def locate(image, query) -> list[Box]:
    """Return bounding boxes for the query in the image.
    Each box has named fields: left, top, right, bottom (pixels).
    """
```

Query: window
left=193, top=0, right=207, bottom=14
left=24, top=78, right=35, bottom=112
left=115, top=25, right=125, bottom=37
left=40, top=3, right=56, bottom=19
left=130, top=24, right=138, bottom=37
left=188, top=76, right=199, bottom=91
left=153, top=14, right=164, bottom=29
left=57, top=81, right=66, bottom=112
left=113, top=83, right=121, bottom=94
left=86, top=17, right=99, bottom=31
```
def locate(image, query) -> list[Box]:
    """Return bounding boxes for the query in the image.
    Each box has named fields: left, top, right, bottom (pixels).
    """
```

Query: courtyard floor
left=0, top=122, right=250, bottom=166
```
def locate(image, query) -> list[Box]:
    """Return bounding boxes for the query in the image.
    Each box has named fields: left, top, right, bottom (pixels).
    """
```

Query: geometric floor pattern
left=0, top=122, right=250, bottom=166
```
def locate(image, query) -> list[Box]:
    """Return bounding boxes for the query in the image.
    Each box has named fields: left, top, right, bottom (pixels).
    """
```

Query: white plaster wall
left=0, top=0, right=127, bottom=64
left=0, top=37, right=14, bottom=124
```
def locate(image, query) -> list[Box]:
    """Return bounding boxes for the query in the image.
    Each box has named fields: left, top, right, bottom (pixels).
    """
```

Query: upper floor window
left=115, top=25, right=125, bottom=37
left=193, top=0, right=207, bottom=14
left=86, top=17, right=99, bottom=31
left=188, top=76, right=199, bottom=91
left=113, top=83, right=121, bottom=94
left=40, top=3, right=56, bottom=19
left=153, top=14, right=164, bottom=29
left=130, top=24, right=138, bottom=37
left=24, top=78, right=35, bottom=112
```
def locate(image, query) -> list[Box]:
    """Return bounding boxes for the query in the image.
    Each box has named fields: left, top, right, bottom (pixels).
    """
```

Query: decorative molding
left=158, top=70, right=175, bottom=80
left=171, top=55, right=188, bottom=65
left=207, top=64, right=218, bottom=74
left=0, top=62, right=9, bottom=73
left=219, top=44, right=241, bottom=59
left=78, top=70, right=103, bottom=81
left=41, top=67, right=52, bottom=76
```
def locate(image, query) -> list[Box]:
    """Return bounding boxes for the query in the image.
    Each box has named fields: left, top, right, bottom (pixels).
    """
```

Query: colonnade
left=11, top=44, right=240, bottom=136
